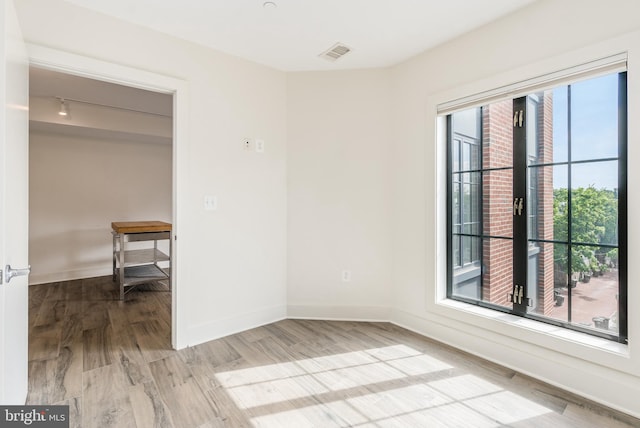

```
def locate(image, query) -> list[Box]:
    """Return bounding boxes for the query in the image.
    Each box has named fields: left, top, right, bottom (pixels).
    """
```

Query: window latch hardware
left=513, top=197, right=524, bottom=216
left=509, top=284, right=519, bottom=304
left=513, top=110, right=524, bottom=128
left=509, top=284, right=532, bottom=306
left=518, top=198, right=523, bottom=216
left=518, top=285, right=524, bottom=305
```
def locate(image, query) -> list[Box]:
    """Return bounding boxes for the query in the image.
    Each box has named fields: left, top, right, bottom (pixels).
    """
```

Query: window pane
left=453, top=236, right=461, bottom=268
left=452, top=108, right=481, bottom=139
left=462, top=144, right=471, bottom=170
left=570, top=245, right=619, bottom=335
left=528, top=166, right=539, bottom=241
left=461, top=173, right=481, bottom=236
left=463, top=182, right=471, bottom=224
left=552, top=86, right=569, bottom=164
left=452, top=236, right=482, bottom=300
left=469, top=184, right=480, bottom=235
left=571, top=74, right=619, bottom=162
left=452, top=108, right=481, bottom=172
left=553, top=166, right=570, bottom=243
left=528, top=165, right=568, bottom=242
left=481, top=238, right=513, bottom=309
left=452, top=139, right=460, bottom=172
left=452, top=176, right=461, bottom=230
left=482, top=100, right=513, bottom=169
left=471, top=143, right=480, bottom=170
left=526, top=96, right=539, bottom=162
left=482, top=169, right=512, bottom=239
left=459, top=140, right=480, bottom=171
left=571, top=161, right=618, bottom=246
left=528, top=244, right=568, bottom=322
left=527, top=88, right=570, bottom=165
left=462, top=236, right=478, bottom=265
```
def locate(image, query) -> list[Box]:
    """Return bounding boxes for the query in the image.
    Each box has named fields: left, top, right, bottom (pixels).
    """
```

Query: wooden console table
left=112, top=221, right=172, bottom=300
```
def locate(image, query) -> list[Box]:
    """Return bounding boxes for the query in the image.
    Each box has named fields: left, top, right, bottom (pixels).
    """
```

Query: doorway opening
left=28, top=66, right=175, bottom=350
left=27, top=43, right=188, bottom=351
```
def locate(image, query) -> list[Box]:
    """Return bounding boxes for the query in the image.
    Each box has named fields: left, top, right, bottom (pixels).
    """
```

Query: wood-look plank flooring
left=27, top=276, right=639, bottom=427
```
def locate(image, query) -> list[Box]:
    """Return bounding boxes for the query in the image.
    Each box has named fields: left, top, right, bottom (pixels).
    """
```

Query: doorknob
left=4, top=264, right=31, bottom=284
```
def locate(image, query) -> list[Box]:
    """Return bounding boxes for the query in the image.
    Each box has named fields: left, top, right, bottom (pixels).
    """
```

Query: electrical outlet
left=341, top=270, right=351, bottom=282
left=243, top=139, right=252, bottom=151
left=255, top=139, right=265, bottom=153
left=204, top=195, right=217, bottom=211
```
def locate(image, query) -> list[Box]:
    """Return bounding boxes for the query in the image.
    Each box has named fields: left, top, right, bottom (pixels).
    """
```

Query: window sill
left=437, top=298, right=629, bottom=358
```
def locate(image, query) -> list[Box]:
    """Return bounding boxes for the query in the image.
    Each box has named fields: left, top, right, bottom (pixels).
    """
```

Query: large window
left=446, top=71, right=627, bottom=342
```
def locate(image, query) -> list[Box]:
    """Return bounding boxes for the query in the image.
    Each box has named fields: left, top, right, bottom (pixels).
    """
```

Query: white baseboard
left=389, top=307, right=640, bottom=420
left=287, top=304, right=390, bottom=322
left=29, top=267, right=112, bottom=285
left=186, top=304, right=287, bottom=347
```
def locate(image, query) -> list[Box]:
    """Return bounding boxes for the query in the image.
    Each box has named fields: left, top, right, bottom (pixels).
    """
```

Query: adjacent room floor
left=27, top=277, right=638, bottom=427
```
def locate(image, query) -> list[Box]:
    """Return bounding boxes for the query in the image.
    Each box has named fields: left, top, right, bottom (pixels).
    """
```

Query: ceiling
left=30, top=67, right=172, bottom=116
left=62, top=0, right=537, bottom=71
left=29, top=67, right=173, bottom=143
left=31, top=0, right=537, bottom=130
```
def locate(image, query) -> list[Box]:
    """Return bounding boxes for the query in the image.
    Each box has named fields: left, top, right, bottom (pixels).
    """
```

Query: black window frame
left=445, top=72, right=628, bottom=344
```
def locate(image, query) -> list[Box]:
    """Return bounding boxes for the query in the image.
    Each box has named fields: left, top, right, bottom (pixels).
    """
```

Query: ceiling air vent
left=319, top=43, right=352, bottom=62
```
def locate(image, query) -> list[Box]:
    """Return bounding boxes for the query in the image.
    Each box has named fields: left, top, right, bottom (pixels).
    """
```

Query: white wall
left=287, top=70, right=392, bottom=320
left=29, top=130, right=172, bottom=284
left=15, top=0, right=640, bottom=418
left=16, top=0, right=288, bottom=345
left=390, top=0, right=640, bottom=418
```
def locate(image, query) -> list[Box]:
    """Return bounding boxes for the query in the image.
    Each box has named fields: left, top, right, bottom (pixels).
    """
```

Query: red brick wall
left=482, top=100, right=513, bottom=306
left=536, top=93, right=556, bottom=315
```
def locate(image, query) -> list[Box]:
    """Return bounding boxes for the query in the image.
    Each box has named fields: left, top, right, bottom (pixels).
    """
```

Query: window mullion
left=512, top=97, right=529, bottom=314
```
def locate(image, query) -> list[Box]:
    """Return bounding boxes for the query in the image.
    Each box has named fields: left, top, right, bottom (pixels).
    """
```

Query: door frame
left=27, top=44, right=189, bottom=349
left=1, top=0, right=30, bottom=404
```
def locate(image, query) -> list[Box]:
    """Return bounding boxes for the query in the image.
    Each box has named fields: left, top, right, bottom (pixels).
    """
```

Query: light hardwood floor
left=27, top=276, right=639, bottom=427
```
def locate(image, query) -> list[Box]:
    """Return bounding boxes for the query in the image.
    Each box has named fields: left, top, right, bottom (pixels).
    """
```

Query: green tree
left=553, top=186, right=618, bottom=276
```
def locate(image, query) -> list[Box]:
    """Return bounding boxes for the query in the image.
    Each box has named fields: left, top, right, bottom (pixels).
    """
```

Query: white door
left=0, top=0, right=29, bottom=404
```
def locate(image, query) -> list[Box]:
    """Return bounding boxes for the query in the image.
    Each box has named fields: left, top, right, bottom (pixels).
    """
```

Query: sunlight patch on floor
left=215, top=344, right=552, bottom=426
left=226, top=375, right=330, bottom=408
left=346, top=384, right=454, bottom=419
left=428, top=374, right=503, bottom=400
left=216, top=345, right=454, bottom=409
left=464, top=390, right=553, bottom=424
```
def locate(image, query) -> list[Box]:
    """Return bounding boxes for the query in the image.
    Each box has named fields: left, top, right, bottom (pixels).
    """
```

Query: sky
left=550, top=73, right=620, bottom=190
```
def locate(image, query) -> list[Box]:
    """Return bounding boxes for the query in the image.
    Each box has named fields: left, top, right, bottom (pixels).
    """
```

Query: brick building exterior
left=480, top=94, right=555, bottom=315
left=481, top=99, right=513, bottom=307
